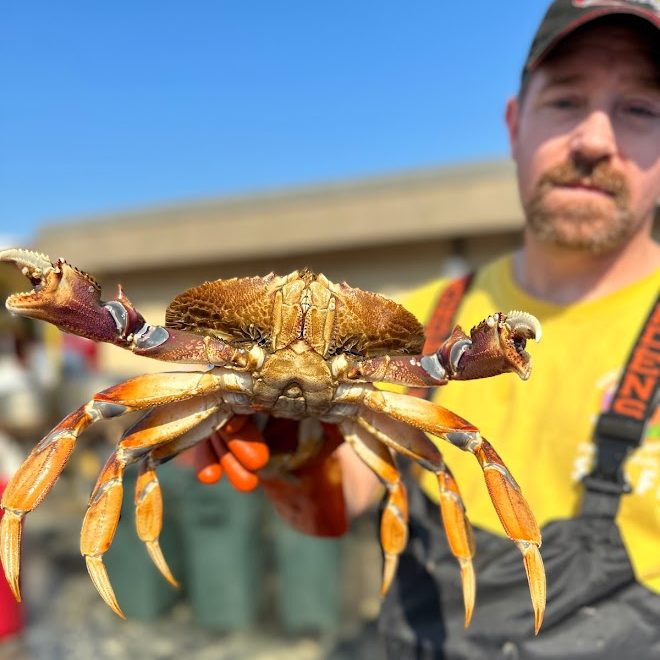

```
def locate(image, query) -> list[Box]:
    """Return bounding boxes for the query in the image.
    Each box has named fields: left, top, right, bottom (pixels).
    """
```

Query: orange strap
left=581, top=294, right=660, bottom=509
left=407, top=272, right=474, bottom=400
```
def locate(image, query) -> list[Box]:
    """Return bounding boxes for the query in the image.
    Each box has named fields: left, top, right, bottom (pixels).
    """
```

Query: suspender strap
left=580, top=295, right=660, bottom=517
left=408, top=273, right=474, bottom=401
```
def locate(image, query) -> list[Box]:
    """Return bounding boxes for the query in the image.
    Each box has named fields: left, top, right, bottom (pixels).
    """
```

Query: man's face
left=506, top=22, right=660, bottom=254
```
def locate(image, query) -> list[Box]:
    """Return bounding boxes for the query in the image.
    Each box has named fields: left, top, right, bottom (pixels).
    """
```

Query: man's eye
left=547, top=97, right=580, bottom=110
left=622, top=104, right=658, bottom=119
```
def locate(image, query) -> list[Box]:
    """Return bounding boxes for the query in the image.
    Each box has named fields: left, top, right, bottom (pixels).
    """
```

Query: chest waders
left=379, top=281, right=660, bottom=659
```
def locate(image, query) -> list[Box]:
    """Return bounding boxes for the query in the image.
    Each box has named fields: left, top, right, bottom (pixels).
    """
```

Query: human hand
left=193, top=415, right=269, bottom=492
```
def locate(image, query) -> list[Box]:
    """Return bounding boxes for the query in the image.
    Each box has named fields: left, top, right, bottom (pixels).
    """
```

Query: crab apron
left=379, top=283, right=660, bottom=659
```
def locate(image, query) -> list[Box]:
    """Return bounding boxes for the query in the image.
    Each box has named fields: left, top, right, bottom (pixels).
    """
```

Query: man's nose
left=569, top=110, right=616, bottom=167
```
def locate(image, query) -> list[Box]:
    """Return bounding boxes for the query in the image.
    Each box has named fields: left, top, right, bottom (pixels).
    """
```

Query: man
left=375, top=3, right=660, bottom=656
left=197, top=1, right=659, bottom=657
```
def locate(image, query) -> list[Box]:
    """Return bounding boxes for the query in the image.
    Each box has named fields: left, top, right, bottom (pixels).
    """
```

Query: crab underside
left=0, top=248, right=545, bottom=632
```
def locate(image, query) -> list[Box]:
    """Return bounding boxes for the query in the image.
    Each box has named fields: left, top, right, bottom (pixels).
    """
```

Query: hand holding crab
left=0, top=248, right=545, bottom=632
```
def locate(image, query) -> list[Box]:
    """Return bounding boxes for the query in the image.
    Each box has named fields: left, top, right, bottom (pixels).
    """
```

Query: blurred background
left=1, top=2, right=557, bottom=658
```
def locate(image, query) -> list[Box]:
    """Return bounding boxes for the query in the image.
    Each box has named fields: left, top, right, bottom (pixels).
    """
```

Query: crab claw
left=0, top=248, right=133, bottom=343
left=443, top=310, right=542, bottom=381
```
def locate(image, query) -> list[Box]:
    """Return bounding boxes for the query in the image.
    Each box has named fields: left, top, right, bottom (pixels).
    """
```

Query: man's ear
left=505, top=96, right=519, bottom=159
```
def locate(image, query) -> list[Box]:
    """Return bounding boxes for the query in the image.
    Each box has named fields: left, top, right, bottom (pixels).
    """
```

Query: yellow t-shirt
left=403, top=255, right=660, bottom=593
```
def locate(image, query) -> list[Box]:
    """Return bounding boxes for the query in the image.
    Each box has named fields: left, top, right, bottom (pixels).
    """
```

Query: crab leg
left=1, top=404, right=127, bottom=603
left=81, top=397, right=229, bottom=618
left=352, top=411, right=477, bottom=626
left=340, top=420, right=410, bottom=599
left=134, top=457, right=175, bottom=586
left=435, top=464, right=476, bottom=627
left=0, top=369, right=233, bottom=603
left=132, top=419, right=233, bottom=578
left=361, top=390, right=545, bottom=633
left=0, top=248, right=257, bottom=368
left=133, top=412, right=249, bottom=589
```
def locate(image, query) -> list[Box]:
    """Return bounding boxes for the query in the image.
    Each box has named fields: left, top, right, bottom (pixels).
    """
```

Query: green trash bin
left=177, top=472, right=264, bottom=631
left=104, top=461, right=183, bottom=620
left=273, top=516, right=342, bottom=634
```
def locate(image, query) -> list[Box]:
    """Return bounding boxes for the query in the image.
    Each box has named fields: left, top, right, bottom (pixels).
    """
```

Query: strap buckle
left=581, top=413, right=642, bottom=496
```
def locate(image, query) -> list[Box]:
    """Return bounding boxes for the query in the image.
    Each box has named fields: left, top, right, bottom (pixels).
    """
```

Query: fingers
left=224, top=417, right=270, bottom=471
left=193, top=416, right=269, bottom=491
left=193, top=439, right=223, bottom=484
left=210, top=432, right=260, bottom=492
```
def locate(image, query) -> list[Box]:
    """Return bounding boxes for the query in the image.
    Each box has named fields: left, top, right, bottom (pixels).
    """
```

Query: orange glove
left=193, top=415, right=270, bottom=492
left=194, top=417, right=350, bottom=535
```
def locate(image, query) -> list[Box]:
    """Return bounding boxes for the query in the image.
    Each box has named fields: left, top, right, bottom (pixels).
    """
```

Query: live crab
left=0, top=248, right=546, bottom=632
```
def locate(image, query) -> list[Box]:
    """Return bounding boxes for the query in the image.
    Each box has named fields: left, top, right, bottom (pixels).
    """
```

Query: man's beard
left=525, top=160, right=634, bottom=254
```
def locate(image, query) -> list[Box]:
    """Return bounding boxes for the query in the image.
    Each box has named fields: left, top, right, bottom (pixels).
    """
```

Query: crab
left=0, top=248, right=546, bottom=632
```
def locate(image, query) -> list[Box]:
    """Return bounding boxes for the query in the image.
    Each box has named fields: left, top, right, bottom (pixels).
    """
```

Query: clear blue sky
left=1, top=2, right=551, bottom=243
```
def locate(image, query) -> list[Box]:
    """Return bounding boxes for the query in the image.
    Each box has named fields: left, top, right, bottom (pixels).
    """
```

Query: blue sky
left=1, top=2, right=550, bottom=243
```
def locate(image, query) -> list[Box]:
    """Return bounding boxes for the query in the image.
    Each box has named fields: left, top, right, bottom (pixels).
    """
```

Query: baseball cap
left=523, top=0, right=659, bottom=74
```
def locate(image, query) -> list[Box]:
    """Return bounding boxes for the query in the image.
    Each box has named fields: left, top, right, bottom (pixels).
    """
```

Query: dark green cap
left=524, top=0, right=659, bottom=73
